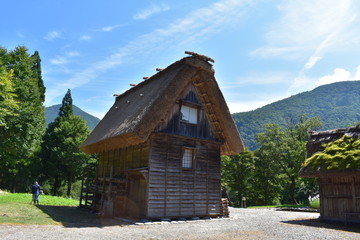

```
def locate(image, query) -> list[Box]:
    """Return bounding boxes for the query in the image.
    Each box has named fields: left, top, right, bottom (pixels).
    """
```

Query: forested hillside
left=46, top=104, right=100, bottom=130
left=233, top=81, right=360, bottom=150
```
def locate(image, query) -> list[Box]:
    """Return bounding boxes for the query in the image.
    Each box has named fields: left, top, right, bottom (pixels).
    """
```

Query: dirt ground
left=1, top=207, right=359, bottom=240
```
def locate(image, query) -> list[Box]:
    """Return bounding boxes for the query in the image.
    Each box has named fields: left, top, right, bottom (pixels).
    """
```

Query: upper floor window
left=180, top=105, right=198, bottom=124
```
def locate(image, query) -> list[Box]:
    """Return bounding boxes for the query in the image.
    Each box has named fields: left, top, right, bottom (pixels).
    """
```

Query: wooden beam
left=351, top=176, right=356, bottom=211
left=185, top=51, right=215, bottom=63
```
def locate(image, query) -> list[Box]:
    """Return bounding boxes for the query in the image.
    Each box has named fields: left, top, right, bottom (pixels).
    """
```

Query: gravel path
left=1, top=207, right=359, bottom=240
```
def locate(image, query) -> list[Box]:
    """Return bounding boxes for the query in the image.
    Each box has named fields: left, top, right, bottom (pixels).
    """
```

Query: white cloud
left=287, top=66, right=360, bottom=96
left=79, top=35, right=92, bottom=41
left=99, top=24, right=123, bottom=32
left=252, top=0, right=357, bottom=64
left=227, top=93, right=288, bottom=113
left=45, top=0, right=254, bottom=105
left=50, top=56, right=68, bottom=65
left=229, top=71, right=292, bottom=86
left=315, top=67, right=360, bottom=86
left=66, top=51, right=80, bottom=57
left=227, top=100, right=271, bottom=113
left=287, top=75, right=315, bottom=95
left=16, top=31, right=25, bottom=38
left=303, top=30, right=340, bottom=71
left=49, top=51, right=80, bottom=66
left=251, top=46, right=306, bottom=59
left=44, top=31, right=61, bottom=41
left=133, top=4, right=170, bottom=20
left=88, top=110, right=107, bottom=120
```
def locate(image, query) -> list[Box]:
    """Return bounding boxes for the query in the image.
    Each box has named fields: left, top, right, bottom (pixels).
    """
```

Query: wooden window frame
left=182, top=147, right=196, bottom=169
left=180, top=102, right=199, bottom=125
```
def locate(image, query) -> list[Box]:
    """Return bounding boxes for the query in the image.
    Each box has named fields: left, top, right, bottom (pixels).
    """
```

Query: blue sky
left=2, top=0, right=360, bottom=119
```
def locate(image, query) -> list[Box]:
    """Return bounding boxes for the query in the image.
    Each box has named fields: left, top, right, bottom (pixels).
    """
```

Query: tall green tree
left=31, top=51, right=45, bottom=102
left=41, top=89, right=92, bottom=197
left=0, top=63, right=18, bottom=128
left=221, top=149, right=255, bottom=206
left=252, top=148, right=284, bottom=205
left=255, top=115, right=322, bottom=204
left=0, top=46, right=46, bottom=192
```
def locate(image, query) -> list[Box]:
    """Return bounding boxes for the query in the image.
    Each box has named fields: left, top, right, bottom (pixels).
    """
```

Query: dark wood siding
left=147, top=133, right=222, bottom=218
left=155, top=86, right=216, bottom=141
left=319, top=176, right=360, bottom=223
left=95, top=143, right=149, bottom=218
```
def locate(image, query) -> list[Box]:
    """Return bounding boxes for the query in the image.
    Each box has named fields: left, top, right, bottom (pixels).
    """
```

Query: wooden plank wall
left=97, top=143, right=149, bottom=178
left=319, top=176, right=360, bottom=221
left=95, top=143, right=150, bottom=217
left=147, top=133, right=222, bottom=218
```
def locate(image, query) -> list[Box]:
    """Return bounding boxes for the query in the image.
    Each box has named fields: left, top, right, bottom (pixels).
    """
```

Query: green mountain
left=232, top=81, right=360, bottom=150
left=45, top=104, right=100, bottom=130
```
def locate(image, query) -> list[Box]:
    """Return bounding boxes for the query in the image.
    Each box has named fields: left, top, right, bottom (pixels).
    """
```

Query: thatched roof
left=299, top=125, right=360, bottom=178
left=299, top=167, right=360, bottom=178
left=81, top=55, right=244, bottom=155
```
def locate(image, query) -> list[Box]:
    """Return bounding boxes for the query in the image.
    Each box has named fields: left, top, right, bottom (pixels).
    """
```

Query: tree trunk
left=66, top=179, right=72, bottom=197
left=52, top=177, right=60, bottom=196
left=290, top=177, right=297, bottom=204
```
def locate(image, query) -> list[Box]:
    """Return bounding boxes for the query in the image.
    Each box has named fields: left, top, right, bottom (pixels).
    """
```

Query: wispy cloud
left=228, top=71, right=292, bottom=86
left=99, top=24, right=123, bottom=32
left=252, top=0, right=356, bottom=65
left=50, top=57, right=67, bottom=65
left=66, top=51, right=80, bottom=57
left=133, top=4, right=170, bottom=20
left=44, top=30, right=61, bottom=41
left=79, top=35, right=92, bottom=41
left=49, top=51, right=80, bottom=66
left=256, top=0, right=360, bottom=97
left=16, top=31, right=25, bottom=38
left=45, top=0, right=255, bottom=105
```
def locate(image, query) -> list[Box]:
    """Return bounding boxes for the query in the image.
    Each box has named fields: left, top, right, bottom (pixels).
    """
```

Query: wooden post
left=351, top=176, right=356, bottom=211
left=79, top=175, right=85, bottom=207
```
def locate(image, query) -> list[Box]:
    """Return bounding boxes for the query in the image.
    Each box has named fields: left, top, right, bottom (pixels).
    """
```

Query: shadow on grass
left=36, top=205, right=132, bottom=228
left=282, top=218, right=360, bottom=234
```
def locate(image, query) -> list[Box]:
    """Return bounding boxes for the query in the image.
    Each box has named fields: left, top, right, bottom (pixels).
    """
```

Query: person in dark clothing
left=31, top=181, right=41, bottom=204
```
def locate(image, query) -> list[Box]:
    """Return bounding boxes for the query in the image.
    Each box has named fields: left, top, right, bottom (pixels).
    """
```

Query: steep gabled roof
left=81, top=56, right=244, bottom=155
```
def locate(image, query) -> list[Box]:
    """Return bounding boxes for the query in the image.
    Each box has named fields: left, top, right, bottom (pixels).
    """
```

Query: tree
left=0, top=46, right=46, bottom=192
left=221, top=149, right=255, bottom=206
left=0, top=64, right=18, bottom=128
left=31, top=51, right=45, bottom=102
left=41, top=89, right=93, bottom=197
left=255, top=115, right=322, bottom=204
left=252, top=147, right=284, bottom=205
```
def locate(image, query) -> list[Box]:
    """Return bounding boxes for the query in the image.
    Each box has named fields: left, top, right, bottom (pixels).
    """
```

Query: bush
left=309, top=198, right=320, bottom=209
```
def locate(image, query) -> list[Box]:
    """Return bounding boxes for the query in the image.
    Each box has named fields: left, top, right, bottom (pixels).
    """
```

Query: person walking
left=31, top=181, right=41, bottom=204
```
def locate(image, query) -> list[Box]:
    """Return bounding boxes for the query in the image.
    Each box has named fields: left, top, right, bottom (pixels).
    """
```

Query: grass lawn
left=0, top=191, right=102, bottom=226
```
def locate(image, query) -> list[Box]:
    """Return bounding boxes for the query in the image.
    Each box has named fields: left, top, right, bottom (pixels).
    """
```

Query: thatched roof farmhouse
left=299, top=125, right=360, bottom=223
left=80, top=53, right=244, bottom=219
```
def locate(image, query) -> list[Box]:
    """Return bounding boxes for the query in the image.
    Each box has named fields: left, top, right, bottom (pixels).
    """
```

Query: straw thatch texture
left=81, top=56, right=243, bottom=155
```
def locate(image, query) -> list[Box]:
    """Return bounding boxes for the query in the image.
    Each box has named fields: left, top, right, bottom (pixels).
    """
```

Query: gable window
left=180, top=105, right=198, bottom=124
left=182, top=147, right=195, bottom=169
